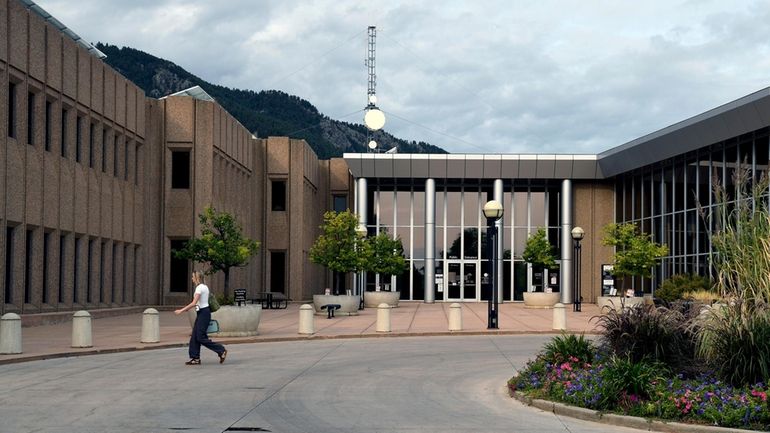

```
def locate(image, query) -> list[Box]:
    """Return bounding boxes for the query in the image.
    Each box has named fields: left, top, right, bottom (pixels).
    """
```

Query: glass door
left=445, top=260, right=479, bottom=301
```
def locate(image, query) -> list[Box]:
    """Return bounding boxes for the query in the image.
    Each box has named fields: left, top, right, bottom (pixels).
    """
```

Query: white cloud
left=34, top=0, right=770, bottom=154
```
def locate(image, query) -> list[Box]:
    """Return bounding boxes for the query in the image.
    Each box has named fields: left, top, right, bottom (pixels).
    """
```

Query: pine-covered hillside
left=97, top=43, right=447, bottom=159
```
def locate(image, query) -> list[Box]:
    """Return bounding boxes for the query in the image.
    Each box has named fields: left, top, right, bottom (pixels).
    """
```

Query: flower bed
left=509, top=347, right=770, bottom=430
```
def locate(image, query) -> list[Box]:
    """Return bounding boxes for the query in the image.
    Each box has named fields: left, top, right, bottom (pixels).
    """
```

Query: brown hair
left=192, top=271, right=206, bottom=285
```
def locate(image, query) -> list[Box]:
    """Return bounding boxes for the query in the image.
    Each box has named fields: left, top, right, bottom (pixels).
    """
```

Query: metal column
left=424, top=178, right=436, bottom=303
left=493, top=179, right=504, bottom=303
left=357, top=178, right=368, bottom=298
left=560, top=179, right=574, bottom=304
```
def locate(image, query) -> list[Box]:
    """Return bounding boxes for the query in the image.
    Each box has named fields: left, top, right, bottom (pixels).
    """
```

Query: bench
left=251, top=291, right=289, bottom=309
left=320, top=304, right=341, bottom=319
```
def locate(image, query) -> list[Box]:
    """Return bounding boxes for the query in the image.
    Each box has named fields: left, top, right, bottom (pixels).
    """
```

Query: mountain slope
left=97, top=43, right=447, bottom=159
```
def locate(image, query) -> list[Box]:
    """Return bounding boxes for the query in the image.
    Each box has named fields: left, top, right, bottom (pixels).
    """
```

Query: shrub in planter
left=656, top=274, right=713, bottom=303
left=541, top=333, right=595, bottom=365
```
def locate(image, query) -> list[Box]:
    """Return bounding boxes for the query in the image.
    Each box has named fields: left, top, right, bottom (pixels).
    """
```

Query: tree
left=602, top=222, right=668, bottom=290
left=522, top=228, right=558, bottom=291
left=363, top=232, right=408, bottom=290
left=173, top=206, right=260, bottom=299
left=309, top=210, right=368, bottom=295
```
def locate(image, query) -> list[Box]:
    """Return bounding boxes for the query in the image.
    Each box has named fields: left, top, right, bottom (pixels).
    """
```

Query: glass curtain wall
left=368, top=179, right=560, bottom=301
left=615, top=128, right=770, bottom=294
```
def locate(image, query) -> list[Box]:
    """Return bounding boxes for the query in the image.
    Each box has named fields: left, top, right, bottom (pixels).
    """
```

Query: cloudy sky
left=36, top=0, right=770, bottom=154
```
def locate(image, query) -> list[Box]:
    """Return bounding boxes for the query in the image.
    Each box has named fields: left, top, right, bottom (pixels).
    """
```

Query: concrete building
left=0, top=0, right=353, bottom=315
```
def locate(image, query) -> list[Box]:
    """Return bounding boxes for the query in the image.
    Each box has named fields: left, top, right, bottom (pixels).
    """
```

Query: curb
left=508, top=386, right=760, bottom=433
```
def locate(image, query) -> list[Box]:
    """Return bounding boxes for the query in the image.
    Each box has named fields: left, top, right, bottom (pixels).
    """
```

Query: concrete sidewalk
left=0, top=301, right=602, bottom=364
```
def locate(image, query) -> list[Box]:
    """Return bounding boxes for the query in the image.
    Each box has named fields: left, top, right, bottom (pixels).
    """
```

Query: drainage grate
left=225, top=428, right=271, bottom=432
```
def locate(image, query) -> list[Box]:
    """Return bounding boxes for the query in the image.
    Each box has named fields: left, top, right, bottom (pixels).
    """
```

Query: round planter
left=312, top=294, right=360, bottom=316
left=363, top=291, right=400, bottom=308
left=523, top=292, right=560, bottom=309
left=187, top=305, right=262, bottom=337
left=596, top=296, right=644, bottom=312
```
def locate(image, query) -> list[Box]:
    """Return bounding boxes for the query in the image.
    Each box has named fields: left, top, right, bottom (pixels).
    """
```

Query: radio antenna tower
left=363, top=26, right=385, bottom=152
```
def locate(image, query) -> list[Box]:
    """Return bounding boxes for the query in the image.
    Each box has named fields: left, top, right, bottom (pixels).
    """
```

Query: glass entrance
left=445, top=260, right=478, bottom=301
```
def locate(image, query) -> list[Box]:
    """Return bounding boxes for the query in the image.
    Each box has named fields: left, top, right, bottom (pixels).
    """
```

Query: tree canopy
left=602, top=222, right=667, bottom=281
left=522, top=228, right=558, bottom=270
left=309, top=210, right=367, bottom=293
left=362, top=232, right=408, bottom=286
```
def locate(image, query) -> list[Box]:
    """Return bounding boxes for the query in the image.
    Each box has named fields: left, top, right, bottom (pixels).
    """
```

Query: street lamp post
left=483, top=200, right=504, bottom=329
left=571, top=226, right=585, bottom=312
left=356, top=223, right=368, bottom=310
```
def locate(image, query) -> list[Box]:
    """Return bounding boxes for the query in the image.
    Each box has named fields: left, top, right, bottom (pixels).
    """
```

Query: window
left=133, top=246, right=139, bottom=303
left=125, top=140, right=130, bottom=180
left=102, top=128, right=107, bottom=173
left=45, top=100, right=52, bottom=151
left=61, top=108, right=68, bottom=158
left=43, top=232, right=50, bottom=304
left=25, top=229, right=33, bottom=304
left=75, top=115, right=83, bottom=162
left=5, top=227, right=14, bottom=304
left=89, top=123, right=95, bottom=168
left=169, top=240, right=189, bottom=292
left=8, top=83, right=16, bottom=138
left=333, top=195, right=348, bottom=212
left=99, top=241, right=106, bottom=303
left=27, top=92, right=35, bottom=145
left=111, top=242, right=116, bottom=303
left=114, top=134, right=119, bottom=177
left=74, top=237, right=81, bottom=304
left=271, top=180, right=286, bottom=211
left=87, top=239, right=93, bottom=303
left=135, top=144, right=140, bottom=186
left=59, top=234, right=66, bottom=304
left=122, top=244, right=128, bottom=304
left=270, top=251, right=286, bottom=293
left=171, top=151, right=190, bottom=189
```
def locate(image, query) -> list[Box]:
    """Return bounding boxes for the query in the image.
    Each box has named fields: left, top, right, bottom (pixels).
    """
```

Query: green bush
left=541, top=333, right=594, bottom=365
left=655, top=274, right=713, bottom=302
left=697, top=303, right=770, bottom=386
left=600, top=356, right=667, bottom=404
left=594, top=303, right=699, bottom=373
left=215, top=293, right=234, bottom=306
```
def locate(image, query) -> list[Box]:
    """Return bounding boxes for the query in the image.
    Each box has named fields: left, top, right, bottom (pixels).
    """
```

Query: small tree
left=309, top=210, right=367, bottom=295
left=522, top=228, right=558, bottom=291
left=602, top=222, right=668, bottom=292
left=173, top=206, right=260, bottom=299
left=363, top=232, right=408, bottom=291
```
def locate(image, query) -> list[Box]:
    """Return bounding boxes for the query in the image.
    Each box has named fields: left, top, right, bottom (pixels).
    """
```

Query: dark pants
left=189, top=307, right=225, bottom=359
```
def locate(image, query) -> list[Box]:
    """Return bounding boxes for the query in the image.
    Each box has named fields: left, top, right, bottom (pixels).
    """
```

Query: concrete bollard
left=0, top=313, right=22, bottom=354
left=552, top=302, right=566, bottom=331
left=141, top=308, right=160, bottom=343
left=71, top=310, right=93, bottom=348
left=298, top=304, right=315, bottom=335
left=448, top=303, right=463, bottom=331
left=376, top=303, right=391, bottom=333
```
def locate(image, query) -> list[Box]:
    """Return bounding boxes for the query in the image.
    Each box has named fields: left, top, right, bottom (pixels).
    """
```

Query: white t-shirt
left=194, top=283, right=210, bottom=309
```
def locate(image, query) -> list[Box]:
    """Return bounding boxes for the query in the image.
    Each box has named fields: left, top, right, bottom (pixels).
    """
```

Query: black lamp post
left=356, top=223, right=368, bottom=310
left=483, top=200, right=504, bottom=329
left=571, top=226, right=585, bottom=312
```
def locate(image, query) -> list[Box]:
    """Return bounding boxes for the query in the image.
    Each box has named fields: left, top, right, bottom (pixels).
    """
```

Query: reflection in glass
left=434, top=260, right=444, bottom=301
left=396, top=191, right=411, bottom=226
left=435, top=227, right=444, bottom=259
left=435, top=189, right=445, bottom=226
left=503, top=260, right=512, bottom=301
left=447, top=262, right=461, bottom=298
left=531, top=192, right=545, bottom=226
left=514, top=261, right=527, bottom=301
left=413, top=225, right=425, bottom=259
left=412, top=260, right=425, bottom=300
left=446, top=191, right=461, bottom=226
left=514, top=228, right=528, bottom=257
left=446, top=227, right=461, bottom=259
left=463, top=262, right=476, bottom=299
left=464, top=189, right=480, bottom=226
left=413, top=191, right=425, bottom=226
left=514, top=192, right=527, bottom=226
left=379, top=190, right=394, bottom=226
left=463, top=228, right=479, bottom=260
left=395, top=227, right=410, bottom=258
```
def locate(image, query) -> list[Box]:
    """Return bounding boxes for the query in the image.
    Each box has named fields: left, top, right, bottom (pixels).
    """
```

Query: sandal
left=185, top=358, right=201, bottom=365
left=219, top=350, right=228, bottom=364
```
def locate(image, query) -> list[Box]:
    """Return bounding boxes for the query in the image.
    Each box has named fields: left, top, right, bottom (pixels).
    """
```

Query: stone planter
left=312, top=294, right=360, bottom=316
left=596, top=296, right=644, bottom=312
left=523, top=292, right=560, bottom=309
left=363, top=291, right=400, bottom=308
left=187, top=305, right=262, bottom=337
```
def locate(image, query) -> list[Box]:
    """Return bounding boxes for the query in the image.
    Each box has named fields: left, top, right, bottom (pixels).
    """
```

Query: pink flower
left=751, top=389, right=767, bottom=402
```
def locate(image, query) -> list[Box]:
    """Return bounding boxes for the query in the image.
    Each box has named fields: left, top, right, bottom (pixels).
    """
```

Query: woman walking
left=174, top=271, right=227, bottom=365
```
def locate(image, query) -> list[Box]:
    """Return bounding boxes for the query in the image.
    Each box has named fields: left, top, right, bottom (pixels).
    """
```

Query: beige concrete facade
left=1, top=0, right=354, bottom=314
left=573, top=181, right=615, bottom=303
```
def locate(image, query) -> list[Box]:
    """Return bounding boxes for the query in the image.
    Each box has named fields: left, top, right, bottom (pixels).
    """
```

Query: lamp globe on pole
left=571, top=226, right=584, bottom=312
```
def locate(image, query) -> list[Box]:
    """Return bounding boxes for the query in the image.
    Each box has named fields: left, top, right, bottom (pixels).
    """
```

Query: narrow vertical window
left=171, top=151, right=190, bottom=189
left=270, top=251, right=286, bottom=293
left=59, top=234, right=66, bottom=304
left=27, top=92, right=35, bottom=145
left=5, top=227, right=14, bottom=304
left=111, top=243, right=116, bottom=303
left=74, top=237, right=81, bottom=304
left=99, top=241, right=105, bottom=303
left=102, top=128, right=107, bottom=173
left=133, top=246, right=139, bottom=303
left=25, top=229, right=33, bottom=304
left=169, top=240, right=189, bottom=292
left=8, top=83, right=17, bottom=138
left=135, top=144, right=140, bottom=185
left=89, top=123, right=95, bottom=168
left=114, top=134, right=119, bottom=176
left=122, top=244, right=128, bottom=304
left=43, top=232, right=50, bottom=304
left=45, top=100, right=52, bottom=151
left=75, top=115, right=83, bottom=163
left=61, top=108, right=68, bottom=158
left=125, top=140, right=130, bottom=180
left=272, top=180, right=287, bottom=211
left=87, top=239, right=93, bottom=304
